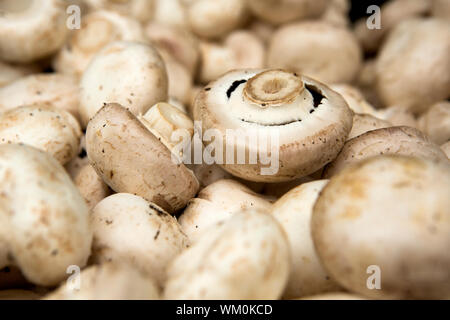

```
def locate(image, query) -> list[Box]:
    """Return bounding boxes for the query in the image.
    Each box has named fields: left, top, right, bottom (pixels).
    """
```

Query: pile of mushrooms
left=0, top=0, right=449, bottom=301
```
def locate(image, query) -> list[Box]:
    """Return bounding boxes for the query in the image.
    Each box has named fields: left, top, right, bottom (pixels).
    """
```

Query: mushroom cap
left=348, top=113, right=392, bottom=140
left=184, top=0, right=247, bottom=39
left=179, top=179, right=273, bottom=243
left=86, top=103, right=199, bottom=213
left=44, top=262, right=160, bottom=300
left=0, top=73, right=81, bottom=121
left=375, top=18, right=450, bottom=114
left=194, top=69, right=353, bottom=182
left=271, top=180, right=341, bottom=299
left=312, top=155, right=450, bottom=299
left=323, top=126, right=448, bottom=178
left=268, top=21, right=362, bottom=84
left=0, top=144, right=91, bottom=286
left=79, top=41, right=168, bottom=128
left=73, top=164, right=111, bottom=211
left=164, top=209, right=290, bottom=299
left=329, top=84, right=379, bottom=117
left=0, top=0, right=69, bottom=63
left=378, top=105, right=418, bottom=128
left=84, top=0, right=155, bottom=23
left=247, top=0, right=327, bottom=25
left=0, top=105, right=82, bottom=165
left=54, top=10, right=147, bottom=78
left=153, top=0, right=188, bottom=29
left=90, top=193, right=188, bottom=285
left=418, top=101, right=450, bottom=145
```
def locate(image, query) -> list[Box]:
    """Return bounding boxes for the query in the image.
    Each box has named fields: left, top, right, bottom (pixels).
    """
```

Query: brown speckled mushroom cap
left=194, top=69, right=353, bottom=182
left=86, top=103, right=199, bottom=213
left=323, top=126, right=448, bottom=178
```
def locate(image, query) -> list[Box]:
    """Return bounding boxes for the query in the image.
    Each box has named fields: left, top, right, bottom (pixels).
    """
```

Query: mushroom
left=164, top=209, right=290, bottom=299
left=189, top=164, right=233, bottom=189
left=249, top=20, right=275, bottom=46
left=354, top=0, right=431, bottom=53
left=348, top=113, right=392, bottom=140
left=79, top=41, right=168, bottom=128
left=182, top=0, right=247, bottom=39
left=0, top=144, right=92, bottom=286
left=72, top=164, right=111, bottom=211
left=90, top=193, right=188, bottom=286
left=321, top=0, right=350, bottom=28
left=178, top=179, right=273, bottom=243
left=0, top=61, right=40, bottom=88
left=418, top=101, right=450, bottom=145
left=86, top=103, right=198, bottom=213
left=355, top=59, right=383, bottom=109
left=375, top=18, right=450, bottom=114
left=0, top=73, right=81, bottom=122
left=329, top=84, right=380, bottom=117
left=84, top=0, right=155, bottom=23
left=53, top=10, right=147, bottom=78
left=0, top=105, right=82, bottom=165
left=441, top=141, right=450, bottom=159
left=198, top=30, right=266, bottom=84
left=378, top=105, right=418, bottom=128
left=0, top=0, right=69, bottom=63
left=44, top=262, right=160, bottom=300
left=246, top=0, right=327, bottom=25
left=194, top=69, right=353, bottom=182
left=268, top=21, right=362, bottom=84
left=271, top=180, right=341, bottom=299
left=152, top=0, right=188, bottom=29
left=323, top=126, right=448, bottom=178
left=312, top=155, right=450, bottom=299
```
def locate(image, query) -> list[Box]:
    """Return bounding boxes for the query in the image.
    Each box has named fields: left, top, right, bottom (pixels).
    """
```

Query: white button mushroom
left=194, top=69, right=353, bottom=182
left=86, top=103, right=199, bottom=213
left=247, top=0, right=327, bottom=25
left=72, top=164, right=111, bottom=211
left=90, top=193, right=188, bottom=286
left=179, top=179, right=273, bottom=243
left=79, top=41, right=168, bottom=128
left=0, top=0, right=69, bottom=63
left=378, top=105, right=418, bottom=128
left=198, top=30, right=266, bottom=84
left=348, top=113, right=392, bottom=140
left=0, top=144, right=92, bottom=286
left=312, top=155, right=450, bottom=299
left=323, top=126, right=448, bottom=178
left=329, top=84, right=380, bottom=117
left=53, top=10, right=147, bottom=78
left=164, top=210, right=290, bottom=300
left=271, top=180, right=341, bottom=299
left=375, top=18, right=450, bottom=114
left=0, top=74, right=81, bottom=122
left=0, top=105, right=82, bottom=165
left=44, top=262, right=160, bottom=300
left=417, top=101, right=450, bottom=145
left=152, top=0, right=188, bottom=29
left=268, top=22, right=362, bottom=84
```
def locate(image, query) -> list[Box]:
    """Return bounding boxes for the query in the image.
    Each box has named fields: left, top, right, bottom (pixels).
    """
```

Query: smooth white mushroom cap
left=79, top=41, right=168, bottom=128
left=271, top=180, right=341, bottom=299
left=90, top=193, right=188, bottom=286
left=164, top=210, right=290, bottom=300
left=418, top=101, right=450, bottom=145
left=0, top=0, right=69, bottom=63
left=0, top=144, right=92, bottom=286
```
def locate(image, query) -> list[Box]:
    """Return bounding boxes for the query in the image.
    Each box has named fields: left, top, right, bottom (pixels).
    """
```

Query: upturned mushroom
left=182, top=0, right=247, bottom=39
left=312, top=155, right=450, bottom=299
left=79, top=41, right=168, bottom=128
left=268, top=21, right=362, bottom=84
left=0, top=73, right=81, bottom=121
left=418, top=101, right=450, bottom=145
left=179, top=179, right=273, bottom=243
left=0, top=105, right=82, bottom=165
left=194, top=69, right=353, bottom=182
left=0, top=0, right=69, bottom=63
left=54, top=10, right=147, bottom=78
left=44, top=262, right=160, bottom=300
left=90, top=193, right=188, bottom=285
left=86, top=103, right=198, bottom=213
left=246, top=0, right=327, bottom=25
left=323, top=126, right=447, bottom=178
left=0, top=144, right=92, bottom=286
left=271, top=180, right=341, bottom=299
left=164, top=209, right=290, bottom=299
left=198, top=30, right=265, bottom=84
left=375, top=18, right=450, bottom=114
